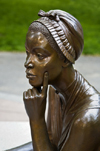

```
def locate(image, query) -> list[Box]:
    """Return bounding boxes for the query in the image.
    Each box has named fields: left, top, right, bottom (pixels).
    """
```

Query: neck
left=51, top=65, right=76, bottom=100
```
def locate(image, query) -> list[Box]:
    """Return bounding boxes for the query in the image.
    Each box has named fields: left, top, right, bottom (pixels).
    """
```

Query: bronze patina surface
left=23, top=10, right=100, bottom=151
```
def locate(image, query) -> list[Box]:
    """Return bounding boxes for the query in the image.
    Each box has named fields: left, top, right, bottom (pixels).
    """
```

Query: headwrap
left=34, top=10, right=84, bottom=64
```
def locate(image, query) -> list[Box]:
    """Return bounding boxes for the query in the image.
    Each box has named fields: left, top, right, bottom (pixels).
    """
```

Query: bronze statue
left=23, top=10, right=100, bottom=151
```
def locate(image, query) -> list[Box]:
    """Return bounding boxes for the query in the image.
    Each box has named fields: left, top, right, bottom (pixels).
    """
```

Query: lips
left=26, top=72, right=36, bottom=80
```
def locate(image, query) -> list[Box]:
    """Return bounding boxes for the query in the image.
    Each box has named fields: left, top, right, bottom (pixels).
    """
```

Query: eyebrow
left=32, top=46, right=51, bottom=55
left=25, top=45, right=51, bottom=55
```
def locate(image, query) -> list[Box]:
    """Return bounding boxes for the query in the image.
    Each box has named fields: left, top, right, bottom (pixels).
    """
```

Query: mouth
left=26, top=72, right=37, bottom=80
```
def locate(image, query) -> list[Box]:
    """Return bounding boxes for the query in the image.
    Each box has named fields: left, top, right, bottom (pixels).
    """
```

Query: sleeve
left=46, top=86, right=62, bottom=147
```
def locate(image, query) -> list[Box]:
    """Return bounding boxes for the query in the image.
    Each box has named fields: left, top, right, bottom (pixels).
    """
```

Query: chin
left=29, top=79, right=43, bottom=87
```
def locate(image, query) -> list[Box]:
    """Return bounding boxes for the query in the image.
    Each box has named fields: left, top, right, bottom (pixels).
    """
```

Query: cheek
left=35, top=56, right=62, bottom=82
left=43, top=59, right=62, bottom=80
left=35, top=58, right=51, bottom=73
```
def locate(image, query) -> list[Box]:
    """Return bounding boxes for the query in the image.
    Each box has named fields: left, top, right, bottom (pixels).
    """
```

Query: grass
left=0, top=0, right=100, bottom=55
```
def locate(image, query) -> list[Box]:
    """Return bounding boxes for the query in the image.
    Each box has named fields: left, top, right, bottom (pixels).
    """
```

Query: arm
left=30, top=118, right=56, bottom=151
left=23, top=72, right=57, bottom=151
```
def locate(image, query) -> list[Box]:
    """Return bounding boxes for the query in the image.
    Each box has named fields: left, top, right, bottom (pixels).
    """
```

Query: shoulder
left=61, top=108, right=100, bottom=151
left=73, top=108, right=100, bottom=135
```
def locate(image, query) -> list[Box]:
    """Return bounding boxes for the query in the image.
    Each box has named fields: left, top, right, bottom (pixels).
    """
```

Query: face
left=25, top=30, right=63, bottom=87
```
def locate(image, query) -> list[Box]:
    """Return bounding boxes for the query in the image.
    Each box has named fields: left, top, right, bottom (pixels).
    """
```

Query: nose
left=24, top=55, right=34, bottom=69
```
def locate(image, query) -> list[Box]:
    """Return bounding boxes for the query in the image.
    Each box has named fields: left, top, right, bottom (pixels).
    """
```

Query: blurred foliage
left=0, top=0, right=100, bottom=54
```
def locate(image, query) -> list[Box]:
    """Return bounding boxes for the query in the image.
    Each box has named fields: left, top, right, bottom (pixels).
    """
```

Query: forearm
left=30, top=118, right=55, bottom=151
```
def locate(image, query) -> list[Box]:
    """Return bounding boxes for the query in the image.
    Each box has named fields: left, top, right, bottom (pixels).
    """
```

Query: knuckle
left=23, top=91, right=27, bottom=99
left=24, top=96, right=34, bottom=101
left=23, top=96, right=28, bottom=101
left=41, top=94, right=45, bottom=100
left=28, top=88, right=31, bottom=92
left=30, top=95, right=34, bottom=100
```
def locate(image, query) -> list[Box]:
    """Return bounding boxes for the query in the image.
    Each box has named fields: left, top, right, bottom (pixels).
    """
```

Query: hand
left=23, top=72, right=48, bottom=121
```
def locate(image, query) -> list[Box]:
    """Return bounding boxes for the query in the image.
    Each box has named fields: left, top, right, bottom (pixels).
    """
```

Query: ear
left=62, top=58, right=70, bottom=68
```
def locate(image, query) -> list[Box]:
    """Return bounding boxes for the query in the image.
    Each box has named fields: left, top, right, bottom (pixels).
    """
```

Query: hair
left=28, top=22, right=70, bottom=64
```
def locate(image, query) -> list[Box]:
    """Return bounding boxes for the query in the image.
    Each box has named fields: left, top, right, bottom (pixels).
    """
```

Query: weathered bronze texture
left=23, top=10, right=100, bottom=151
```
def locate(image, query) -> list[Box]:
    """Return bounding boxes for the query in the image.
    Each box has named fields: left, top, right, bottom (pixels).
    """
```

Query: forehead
left=25, top=31, right=59, bottom=57
left=26, top=31, right=48, bottom=48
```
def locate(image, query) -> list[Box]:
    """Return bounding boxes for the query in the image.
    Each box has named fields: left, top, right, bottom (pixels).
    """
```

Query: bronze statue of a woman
left=23, top=10, right=100, bottom=151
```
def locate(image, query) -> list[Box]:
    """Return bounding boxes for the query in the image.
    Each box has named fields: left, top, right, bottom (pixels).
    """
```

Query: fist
left=23, top=72, right=48, bottom=121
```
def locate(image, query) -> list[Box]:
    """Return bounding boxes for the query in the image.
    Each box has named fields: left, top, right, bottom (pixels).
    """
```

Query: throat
left=51, top=68, right=76, bottom=101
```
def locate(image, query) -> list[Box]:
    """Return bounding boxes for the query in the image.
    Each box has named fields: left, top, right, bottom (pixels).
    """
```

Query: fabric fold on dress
left=47, top=70, right=100, bottom=150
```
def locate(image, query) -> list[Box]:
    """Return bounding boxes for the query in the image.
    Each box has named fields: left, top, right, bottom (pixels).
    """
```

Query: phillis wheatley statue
left=23, top=10, right=100, bottom=151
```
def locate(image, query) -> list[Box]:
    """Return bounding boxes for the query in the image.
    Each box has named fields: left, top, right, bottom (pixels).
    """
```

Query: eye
left=26, top=51, right=29, bottom=55
left=37, top=53, right=44, bottom=60
left=26, top=49, right=29, bottom=55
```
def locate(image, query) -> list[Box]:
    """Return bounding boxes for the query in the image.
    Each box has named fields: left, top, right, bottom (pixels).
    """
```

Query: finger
left=23, top=91, right=26, bottom=100
left=23, top=91, right=28, bottom=100
left=32, top=87, right=39, bottom=96
left=41, top=72, right=48, bottom=96
left=34, top=86, right=41, bottom=93
left=28, top=89, right=32, bottom=97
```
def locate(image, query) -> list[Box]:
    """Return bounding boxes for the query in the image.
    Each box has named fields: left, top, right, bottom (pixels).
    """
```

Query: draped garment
left=46, top=70, right=100, bottom=150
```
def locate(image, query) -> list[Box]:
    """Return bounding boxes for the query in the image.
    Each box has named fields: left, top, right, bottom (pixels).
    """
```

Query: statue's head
left=25, top=10, right=84, bottom=87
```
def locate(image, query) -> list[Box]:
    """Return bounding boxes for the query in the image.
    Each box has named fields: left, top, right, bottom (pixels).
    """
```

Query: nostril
left=24, top=60, right=34, bottom=68
left=25, top=63, right=34, bottom=69
left=28, top=63, right=34, bottom=68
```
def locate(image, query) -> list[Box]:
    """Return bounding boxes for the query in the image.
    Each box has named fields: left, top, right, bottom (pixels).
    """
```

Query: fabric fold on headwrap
left=34, top=9, right=84, bottom=63
left=38, top=10, right=60, bottom=22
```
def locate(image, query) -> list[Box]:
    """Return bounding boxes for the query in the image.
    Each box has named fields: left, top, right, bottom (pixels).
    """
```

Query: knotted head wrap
left=30, top=10, right=84, bottom=64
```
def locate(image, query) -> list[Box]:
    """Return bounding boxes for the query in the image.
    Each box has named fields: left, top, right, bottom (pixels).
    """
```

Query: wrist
left=30, top=117, right=45, bottom=127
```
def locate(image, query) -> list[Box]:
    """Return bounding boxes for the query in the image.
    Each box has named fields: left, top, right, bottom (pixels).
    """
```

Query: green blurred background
left=0, top=0, right=100, bottom=55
